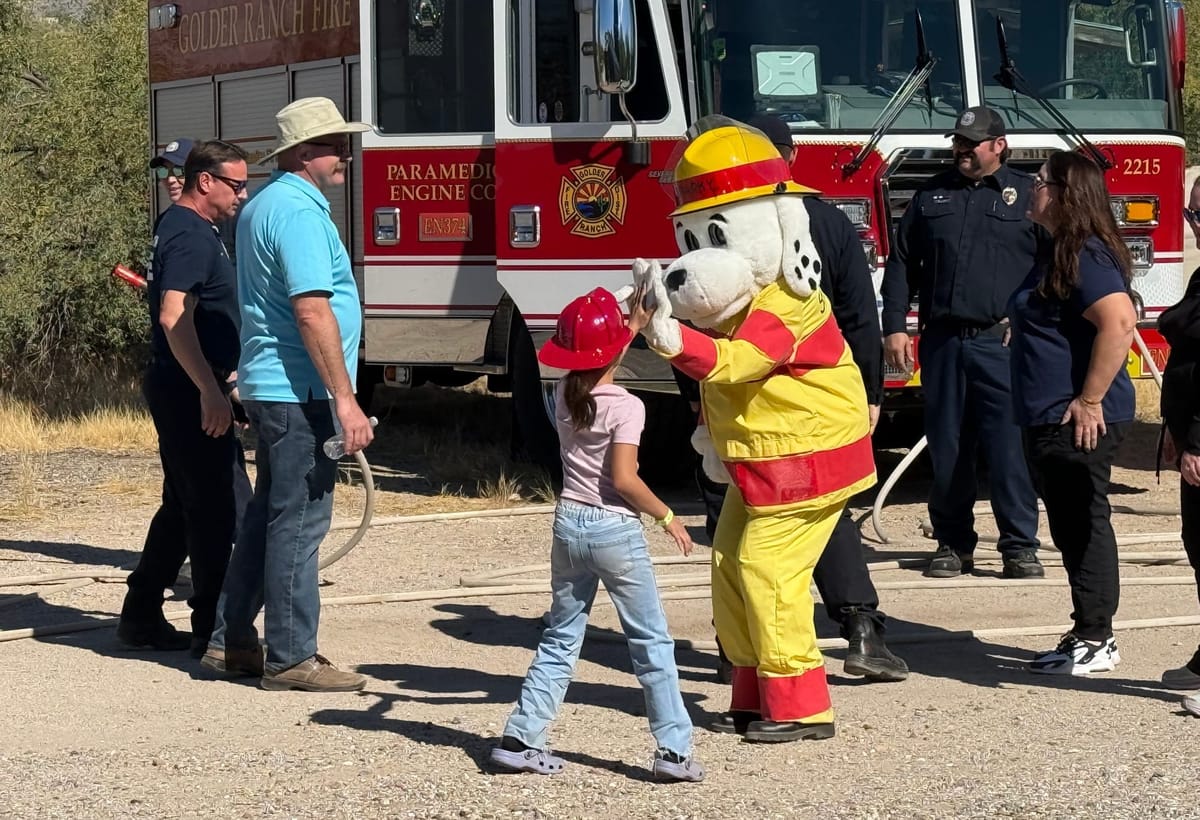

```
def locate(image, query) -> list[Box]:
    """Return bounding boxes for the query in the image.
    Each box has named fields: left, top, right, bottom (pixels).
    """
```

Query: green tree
left=0, top=0, right=150, bottom=408
left=1187, top=1, right=1200, bottom=163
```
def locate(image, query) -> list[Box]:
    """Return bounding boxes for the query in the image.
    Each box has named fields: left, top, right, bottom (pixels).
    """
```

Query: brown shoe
left=200, top=645, right=265, bottom=678
left=260, top=654, right=366, bottom=692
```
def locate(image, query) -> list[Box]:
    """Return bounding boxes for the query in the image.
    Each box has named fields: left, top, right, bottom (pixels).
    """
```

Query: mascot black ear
left=776, top=196, right=823, bottom=298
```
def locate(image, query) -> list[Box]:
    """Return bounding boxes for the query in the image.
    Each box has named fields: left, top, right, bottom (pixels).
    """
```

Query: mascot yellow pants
left=712, top=483, right=842, bottom=724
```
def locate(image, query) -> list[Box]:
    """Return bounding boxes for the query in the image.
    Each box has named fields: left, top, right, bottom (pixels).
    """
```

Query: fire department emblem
left=1002, top=186, right=1017, bottom=205
left=558, top=164, right=628, bottom=238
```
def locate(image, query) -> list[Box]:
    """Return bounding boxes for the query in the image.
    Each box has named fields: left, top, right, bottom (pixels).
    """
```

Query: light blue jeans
left=209, top=398, right=337, bottom=672
left=503, top=499, right=694, bottom=756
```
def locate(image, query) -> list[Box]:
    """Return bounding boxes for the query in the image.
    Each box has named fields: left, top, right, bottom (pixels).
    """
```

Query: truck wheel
left=356, top=364, right=384, bottom=413
left=509, top=316, right=561, bottom=477
left=633, top=390, right=697, bottom=485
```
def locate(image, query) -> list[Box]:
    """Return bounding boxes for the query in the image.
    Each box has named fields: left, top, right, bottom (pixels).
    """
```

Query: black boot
left=843, top=612, right=908, bottom=682
left=715, top=635, right=733, bottom=684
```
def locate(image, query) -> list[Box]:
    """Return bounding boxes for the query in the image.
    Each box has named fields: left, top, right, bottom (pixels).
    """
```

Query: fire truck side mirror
left=593, top=0, right=638, bottom=96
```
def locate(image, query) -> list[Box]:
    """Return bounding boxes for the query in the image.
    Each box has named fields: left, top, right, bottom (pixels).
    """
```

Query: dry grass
left=1133, top=377, right=1162, bottom=423
left=0, top=453, right=48, bottom=522
left=0, top=395, right=156, bottom=454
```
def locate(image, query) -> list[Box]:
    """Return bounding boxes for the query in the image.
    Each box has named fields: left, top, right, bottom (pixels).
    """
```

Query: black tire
left=632, top=390, right=699, bottom=486
left=509, top=315, right=561, bottom=477
left=356, top=364, right=384, bottom=413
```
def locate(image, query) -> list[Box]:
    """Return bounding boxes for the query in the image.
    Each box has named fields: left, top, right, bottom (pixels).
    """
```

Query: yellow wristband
left=656, top=509, right=674, bottom=528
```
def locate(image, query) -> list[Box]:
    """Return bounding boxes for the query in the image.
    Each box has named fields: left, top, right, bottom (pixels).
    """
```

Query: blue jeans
left=503, top=500, right=694, bottom=756
left=209, top=398, right=337, bottom=672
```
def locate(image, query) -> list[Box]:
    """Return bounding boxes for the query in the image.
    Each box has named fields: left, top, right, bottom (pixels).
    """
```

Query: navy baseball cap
left=747, top=114, right=794, bottom=156
left=150, top=138, right=194, bottom=168
left=944, top=107, right=1006, bottom=142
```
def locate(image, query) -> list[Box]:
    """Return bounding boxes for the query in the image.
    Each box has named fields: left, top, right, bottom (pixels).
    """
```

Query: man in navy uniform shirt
left=118, top=140, right=251, bottom=655
left=881, top=106, right=1044, bottom=580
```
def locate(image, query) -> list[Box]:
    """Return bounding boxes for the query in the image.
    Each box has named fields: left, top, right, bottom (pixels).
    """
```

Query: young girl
left=489, top=286, right=704, bottom=783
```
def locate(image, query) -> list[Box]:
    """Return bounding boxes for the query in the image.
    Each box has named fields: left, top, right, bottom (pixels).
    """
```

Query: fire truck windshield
left=976, top=0, right=1177, bottom=132
left=690, top=0, right=1178, bottom=134
left=691, top=0, right=968, bottom=132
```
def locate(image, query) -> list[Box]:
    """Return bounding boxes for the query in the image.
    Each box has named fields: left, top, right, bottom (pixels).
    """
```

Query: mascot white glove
left=614, top=258, right=683, bottom=357
left=691, top=424, right=730, bottom=484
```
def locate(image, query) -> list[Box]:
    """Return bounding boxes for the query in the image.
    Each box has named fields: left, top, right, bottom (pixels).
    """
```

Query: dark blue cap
left=150, top=138, right=195, bottom=168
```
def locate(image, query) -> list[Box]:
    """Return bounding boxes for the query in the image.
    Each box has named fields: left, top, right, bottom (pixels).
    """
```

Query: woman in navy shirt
left=1008, top=151, right=1137, bottom=676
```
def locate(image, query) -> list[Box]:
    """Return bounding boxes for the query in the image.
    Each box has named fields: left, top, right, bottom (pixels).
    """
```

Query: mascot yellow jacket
left=671, top=282, right=876, bottom=512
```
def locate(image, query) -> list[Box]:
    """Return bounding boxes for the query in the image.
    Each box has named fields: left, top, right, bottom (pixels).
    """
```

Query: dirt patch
left=1, top=393, right=1197, bottom=818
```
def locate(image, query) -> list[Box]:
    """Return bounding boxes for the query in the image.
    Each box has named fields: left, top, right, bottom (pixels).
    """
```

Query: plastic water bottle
left=323, top=416, right=378, bottom=459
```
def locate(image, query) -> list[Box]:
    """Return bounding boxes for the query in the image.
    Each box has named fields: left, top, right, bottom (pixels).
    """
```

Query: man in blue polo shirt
left=202, top=97, right=374, bottom=691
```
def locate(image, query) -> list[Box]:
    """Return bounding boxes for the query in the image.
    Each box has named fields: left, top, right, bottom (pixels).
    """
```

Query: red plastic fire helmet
left=538, top=287, right=633, bottom=371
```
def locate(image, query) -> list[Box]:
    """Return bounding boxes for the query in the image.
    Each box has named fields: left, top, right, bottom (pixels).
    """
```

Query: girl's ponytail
left=562, top=368, right=602, bottom=430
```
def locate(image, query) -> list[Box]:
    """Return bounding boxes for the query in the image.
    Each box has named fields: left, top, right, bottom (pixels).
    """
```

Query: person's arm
left=160, top=289, right=231, bottom=437
left=1063, top=291, right=1136, bottom=451
left=292, top=293, right=374, bottom=455
left=881, top=195, right=918, bottom=373
left=821, top=203, right=884, bottom=423
left=610, top=442, right=692, bottom=556
left=278, top=210, right=374, bottom=455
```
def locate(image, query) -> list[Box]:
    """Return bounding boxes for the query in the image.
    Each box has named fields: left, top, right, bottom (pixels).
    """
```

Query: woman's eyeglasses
left=1184, top=207, right=1200, bottom=224
left=1032, top=175, right=1061, bottom=191
left=154, top=166, right=184, bottom=180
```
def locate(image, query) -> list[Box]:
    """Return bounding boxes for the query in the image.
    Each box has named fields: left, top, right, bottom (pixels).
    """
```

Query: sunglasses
left=208, top=173, right=248, bottom=194
left=1185, top=208, right=1200, bottom=223
left=154, top=165, right=184, bottom=180
left=1033, top=175, right=1061, bottom=191
left=307, top=139, right=351, bottom=156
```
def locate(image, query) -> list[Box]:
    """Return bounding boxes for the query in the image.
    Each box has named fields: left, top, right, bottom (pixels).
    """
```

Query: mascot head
left=662, top=116, right=824, bottom=328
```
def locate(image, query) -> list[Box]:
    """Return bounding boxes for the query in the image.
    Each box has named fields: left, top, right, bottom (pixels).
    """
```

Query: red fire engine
left=146, top=0, right=1187, bottom=464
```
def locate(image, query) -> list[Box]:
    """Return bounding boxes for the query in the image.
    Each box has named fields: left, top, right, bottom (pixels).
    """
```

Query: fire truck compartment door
left=492, top=0, right=689, bottom=338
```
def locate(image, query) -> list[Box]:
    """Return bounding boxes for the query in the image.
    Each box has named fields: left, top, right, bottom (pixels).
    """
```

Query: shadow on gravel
left=846, top=618, right=1184, bottom=704
left=310, top=686, right=686, bottom=780
left=426, top=603, right=720, bottom=684
left=351, top=659, right=710, bottom=717
left=0, top=538, right=141, bottom=570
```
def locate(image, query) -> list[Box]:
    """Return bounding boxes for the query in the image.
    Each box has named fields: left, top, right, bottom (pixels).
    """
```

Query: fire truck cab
left=147, top=0, right=1187, bottom=464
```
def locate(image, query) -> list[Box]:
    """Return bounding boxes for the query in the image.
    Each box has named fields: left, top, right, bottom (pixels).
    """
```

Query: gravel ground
left=2, top=417, right=1199, bottom=819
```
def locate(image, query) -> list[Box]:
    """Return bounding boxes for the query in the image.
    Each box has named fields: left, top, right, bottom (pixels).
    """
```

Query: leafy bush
left=0, top=0, right=151, bottom=409
left=1187, top=2, right=1200, bottom=164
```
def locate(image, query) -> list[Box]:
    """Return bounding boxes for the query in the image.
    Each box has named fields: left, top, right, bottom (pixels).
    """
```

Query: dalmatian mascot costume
left=629, top=117, right=876, bottom=742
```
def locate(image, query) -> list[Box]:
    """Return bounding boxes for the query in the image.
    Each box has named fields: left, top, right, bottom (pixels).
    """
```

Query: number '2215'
left=1124, top=158, right=1161, bottom=175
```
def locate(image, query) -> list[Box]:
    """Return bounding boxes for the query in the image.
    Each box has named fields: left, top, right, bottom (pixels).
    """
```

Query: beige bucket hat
left=259, top=97, right=371, bottom=163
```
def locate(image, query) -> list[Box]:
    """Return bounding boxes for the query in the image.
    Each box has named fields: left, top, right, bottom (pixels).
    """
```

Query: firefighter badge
left=1002, top=186, right=1017, bottom=205
left=559, top=164, right=627, bottom=238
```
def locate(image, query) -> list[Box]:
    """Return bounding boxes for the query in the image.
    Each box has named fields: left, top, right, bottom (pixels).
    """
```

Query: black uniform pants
left=1179, top=475, right=1200, bottom=670
left=122, top=366, right=250, bottom=642
left=698, top=465, right=884, bottom=636
left=1023, top=422, right=1127, bottom=641
left=920, top=325, right=1040, bottom=556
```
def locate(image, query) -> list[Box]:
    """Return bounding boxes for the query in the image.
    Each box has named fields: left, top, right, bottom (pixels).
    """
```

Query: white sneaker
left=1183, top=693, right=1200, bottom=718
left=1030, top=633, right=1115, bottom=675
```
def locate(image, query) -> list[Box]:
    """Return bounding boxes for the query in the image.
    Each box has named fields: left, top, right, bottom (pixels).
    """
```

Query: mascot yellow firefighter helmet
left=669, top=115, right=819, bottom=216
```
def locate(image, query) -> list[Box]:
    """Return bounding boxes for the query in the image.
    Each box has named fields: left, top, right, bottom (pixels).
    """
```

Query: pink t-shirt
left=555, top=381, right=644, bottom=516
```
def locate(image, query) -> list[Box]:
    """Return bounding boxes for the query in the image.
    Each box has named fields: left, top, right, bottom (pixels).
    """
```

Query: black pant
left=698, top=465, right=884, bottom=637
left=122, top=366, right=250, bottom=642
left=921, top=325, right=1040, bottom=556
left=1180, top=477, right=1200, bottom=669
left=1023, top=422, right=1127, bottom=641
